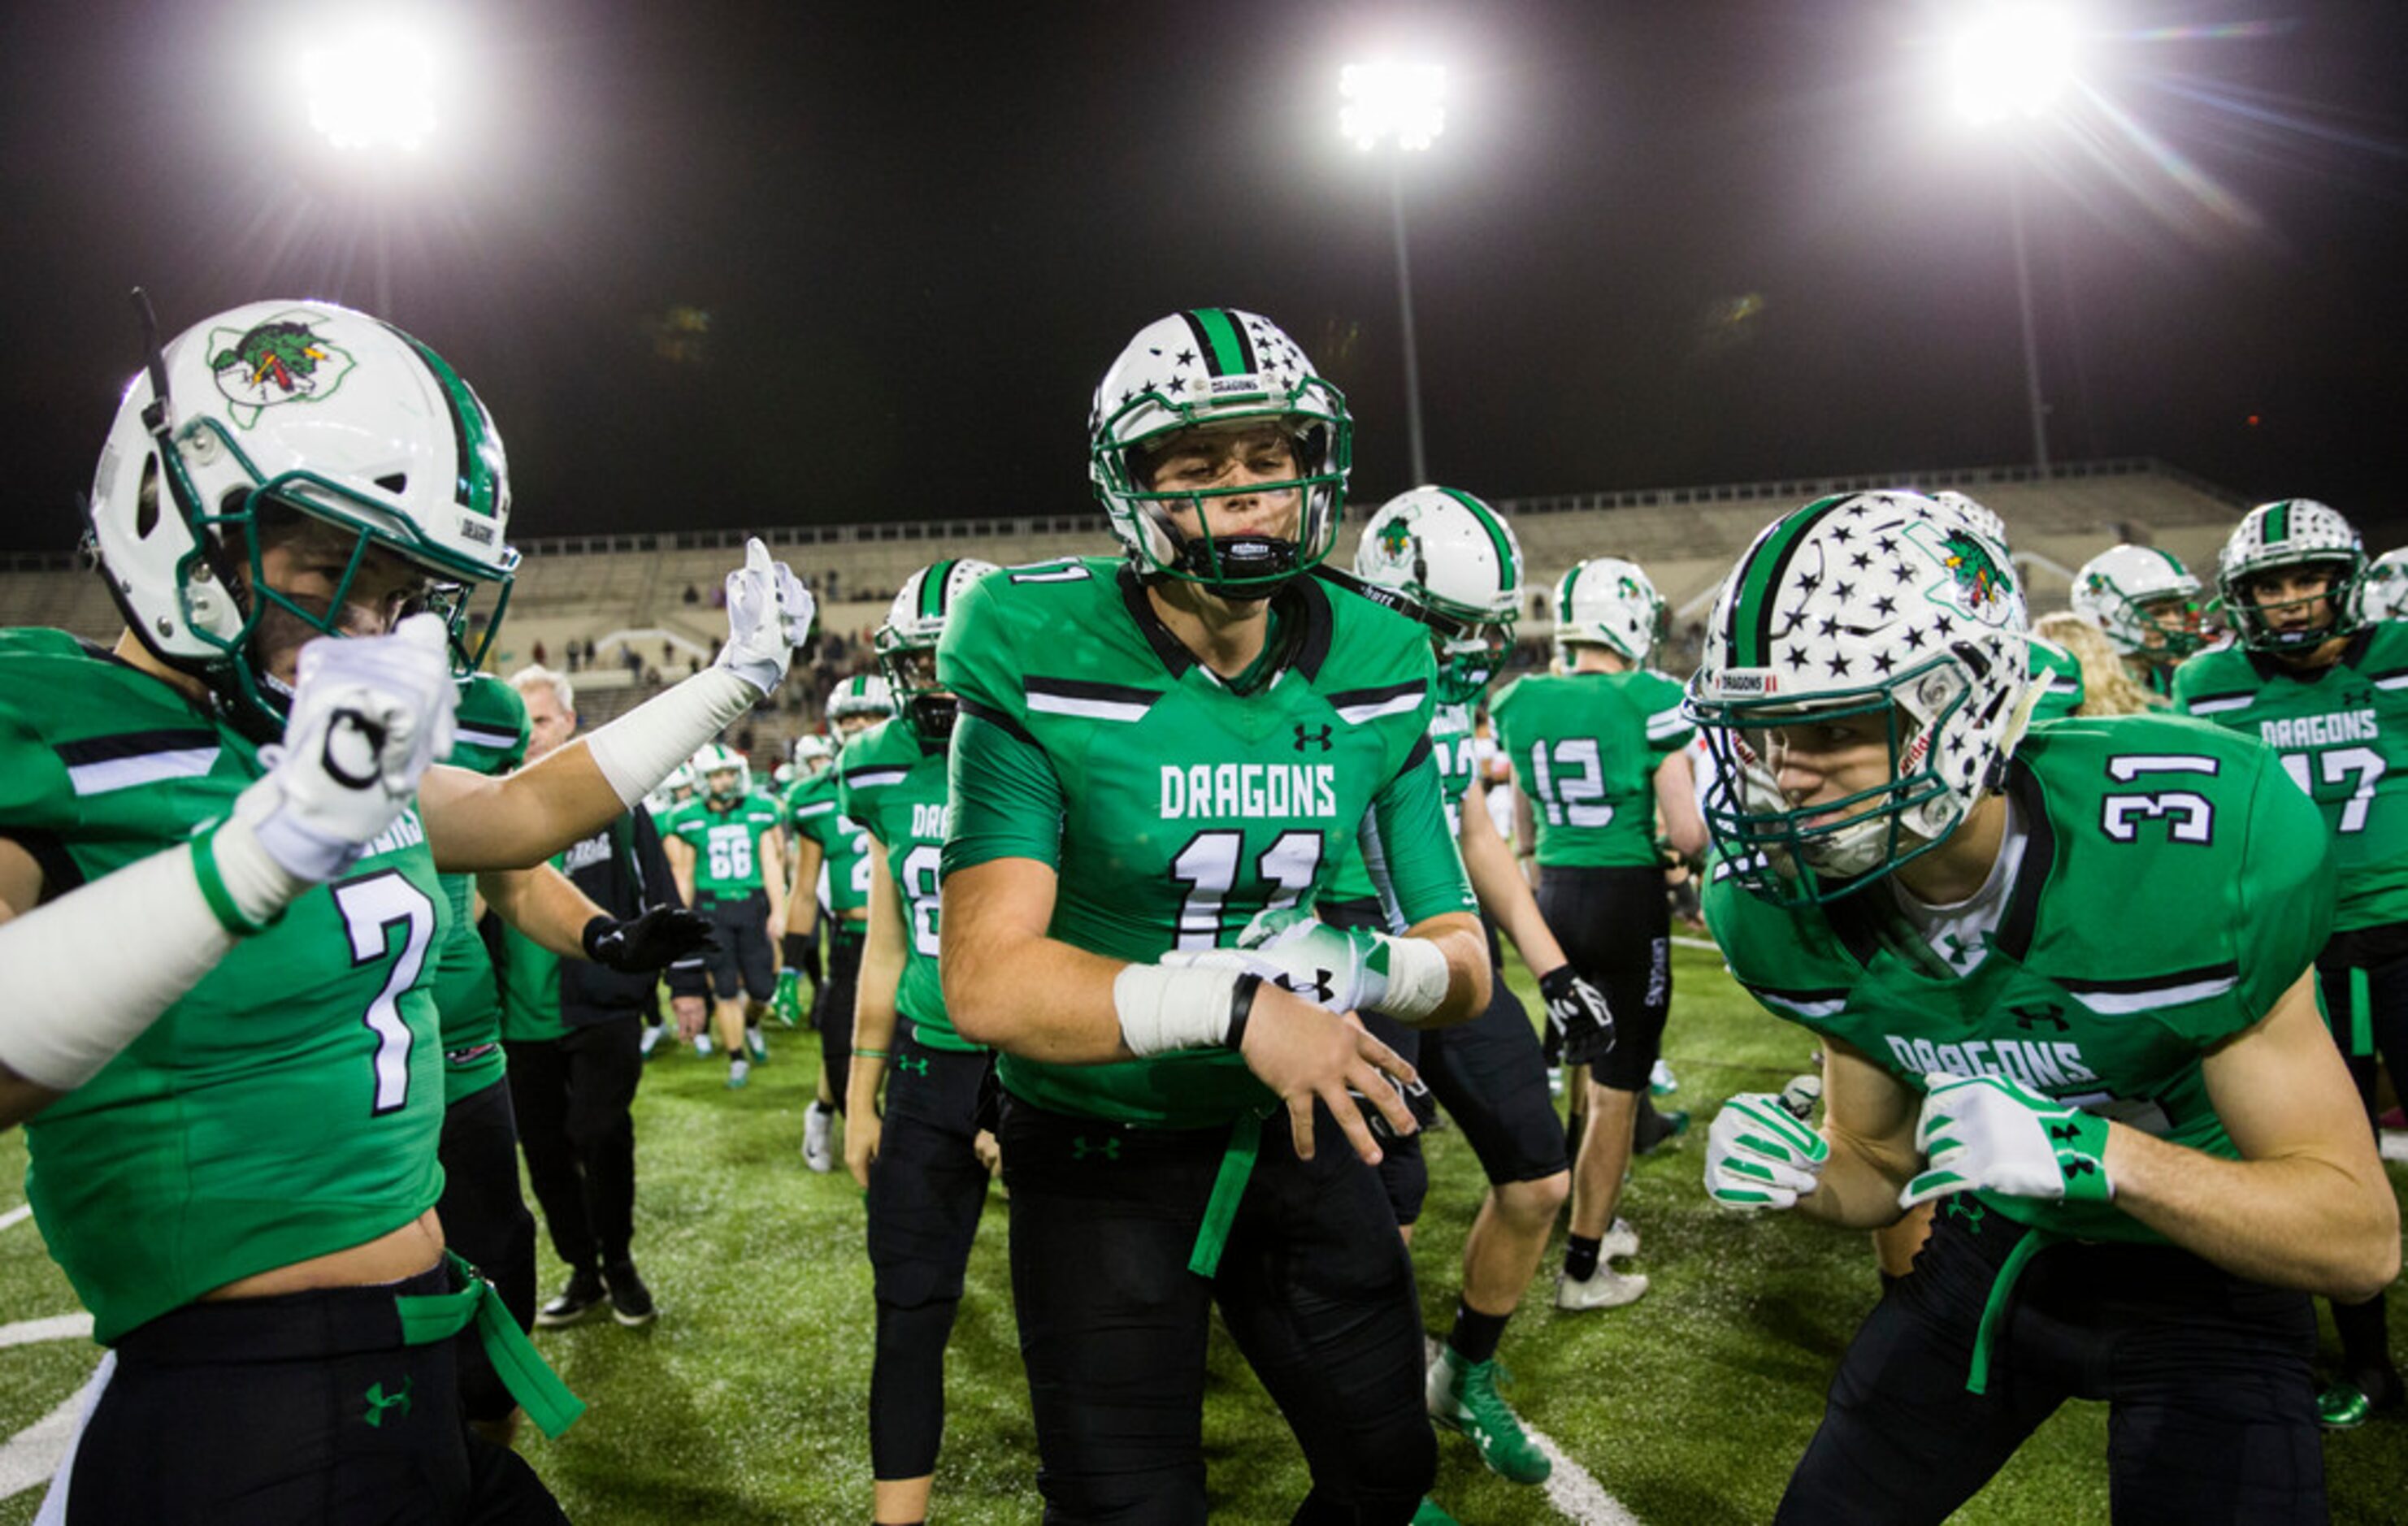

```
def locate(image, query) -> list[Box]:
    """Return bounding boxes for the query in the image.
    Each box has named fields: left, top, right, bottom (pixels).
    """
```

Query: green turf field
left=2, top=943, right=2403, bottom=1523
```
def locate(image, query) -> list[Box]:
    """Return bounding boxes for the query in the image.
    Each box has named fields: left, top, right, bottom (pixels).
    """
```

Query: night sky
left=4, top=1, right=2405, bottom=555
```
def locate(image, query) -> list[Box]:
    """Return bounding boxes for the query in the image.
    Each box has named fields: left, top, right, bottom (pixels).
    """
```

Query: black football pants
left=1778, top=1198, right=2324, bottom=1525
left=506, top=1012, right=644, bottom=1273
left=999, top=1095, right=1434, bottom=1524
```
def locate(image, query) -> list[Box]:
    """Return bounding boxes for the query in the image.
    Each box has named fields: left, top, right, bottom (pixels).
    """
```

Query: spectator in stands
left=532, top=639, right=548, bottom=667
left=583, top=639, right=597, bottom=667
left=683, top=583, right=700, bottom=605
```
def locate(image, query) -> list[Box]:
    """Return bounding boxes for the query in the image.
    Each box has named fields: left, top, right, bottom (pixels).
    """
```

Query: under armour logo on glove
left=1899, top=1072, right=2115, bottom=1209
left=1293, top=722, right=1333, bottom=752
left=1275, top=969, right=1339, bottom=1006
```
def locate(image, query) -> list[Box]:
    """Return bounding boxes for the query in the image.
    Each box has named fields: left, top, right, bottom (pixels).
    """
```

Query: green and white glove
left=1899, top=1072, right=2112, bottom=1210
left=1704, top=1093, right=1829, bottom=1211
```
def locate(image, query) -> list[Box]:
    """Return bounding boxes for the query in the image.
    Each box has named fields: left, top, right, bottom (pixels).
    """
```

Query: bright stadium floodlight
left=302, top=21, right=440, bottom=152
left=1947, top=3, right=2080, bottom=126
left=1339, top=62, right=1447, bottom=153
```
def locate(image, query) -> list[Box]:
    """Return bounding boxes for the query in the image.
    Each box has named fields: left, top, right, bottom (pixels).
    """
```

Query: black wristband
left=580, top=915, right=612, bottom=961
left=1224, top=973, right=1264, bottom=1051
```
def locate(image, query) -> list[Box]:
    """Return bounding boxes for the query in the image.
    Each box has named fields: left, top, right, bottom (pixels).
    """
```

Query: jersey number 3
left=333, top=873, right=438, bottom=1116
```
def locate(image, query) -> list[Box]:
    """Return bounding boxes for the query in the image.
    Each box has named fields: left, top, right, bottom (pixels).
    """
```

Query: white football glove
left=715, top=536, right=818, bottom=696
left=234, top=612, right=459, bottom=887
left=1704, top=1093, right=1829, bottom=1212
left=1898, top=1073, right=2114, bottom=1210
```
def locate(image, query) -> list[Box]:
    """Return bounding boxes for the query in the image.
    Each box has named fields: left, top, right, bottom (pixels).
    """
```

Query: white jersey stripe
left=1026, top=692, right=1152, bottom=724
left=65, top=748, right=219, bottom=797
left=2185, top=695, right=2251, bottom=716
left=1335, top=692, right=1423, bottom=725
left=2069, top=975, right=2238, bottom=1014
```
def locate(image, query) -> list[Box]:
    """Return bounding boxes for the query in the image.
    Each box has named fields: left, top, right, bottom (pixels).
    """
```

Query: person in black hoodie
left=500, top=665, right=713, bottom=1329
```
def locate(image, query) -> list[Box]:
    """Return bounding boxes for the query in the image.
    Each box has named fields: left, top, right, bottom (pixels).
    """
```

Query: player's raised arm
left=422, top=538, right=816, bottom=870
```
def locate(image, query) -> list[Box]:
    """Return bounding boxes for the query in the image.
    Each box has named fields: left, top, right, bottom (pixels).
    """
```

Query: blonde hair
left=2033, top=613, right=2161, bottom=717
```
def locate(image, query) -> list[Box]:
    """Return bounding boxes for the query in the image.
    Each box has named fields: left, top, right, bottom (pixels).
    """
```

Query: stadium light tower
left=1341, top=61, right=1447, bottom=487
left=1946, top=4, right=2083, bottom=481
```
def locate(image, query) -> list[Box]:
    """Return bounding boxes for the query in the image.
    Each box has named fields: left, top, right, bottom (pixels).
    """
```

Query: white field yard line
left=0, top=1205, right=31, bottom=1233
left=1525, top=1424, right=1646, bottom=1526
left=0, top=1315, right=90, bottom=1350
left=0, top=1388, right=84, bottom=1501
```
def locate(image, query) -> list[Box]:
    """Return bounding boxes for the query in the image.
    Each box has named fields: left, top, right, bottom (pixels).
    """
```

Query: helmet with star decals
left=1685, top=490, right=2032, bottom=905
left=2355, top=546, right=2408, bottom=625
left=1088, top=308, right=1351, bottom=600
left=2217, top=499, right=2366, bottom=654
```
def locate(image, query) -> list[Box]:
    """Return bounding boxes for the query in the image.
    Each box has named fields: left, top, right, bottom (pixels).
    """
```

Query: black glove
left=583, top=906, right=718, bottom=973
left=1538, top=964, right=1616, bottom=1066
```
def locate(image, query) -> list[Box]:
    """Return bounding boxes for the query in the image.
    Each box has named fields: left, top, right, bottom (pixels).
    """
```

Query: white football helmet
left=1088, top=308, right=1351, bottom=599
left=691, top=742, right=750, bottom=803
left=2071, top=544, right=2207, bottom=661
left=875, top=558, right=997, bottom=747
left=1928, top=490, right=2007, bottom=549
left=2216, top=499, right=2365, bottom=653
left=86, top=297, right=516, bottom=738
left=1555, top=557, right=1664, bottom=665
left=791, top=731, right=837, bottom=779
left=1686, top=491, right=2031, bottom=905
left=1352, top=486, right=1525, bottom=704
left=826, top=672, right=893, bottom=737
left=2356, top=547, right=2408, bottom=625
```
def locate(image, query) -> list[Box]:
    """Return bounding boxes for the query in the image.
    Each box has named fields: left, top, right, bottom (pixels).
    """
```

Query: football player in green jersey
left=790, top=672, right=894, bottom=1168
left=1494, top=555, right=1707, bottom=1311
left=2072, top=543, right=2211, bottom=700
left=1337, top=487, right=1620, bottom=1492
left=663, top=742, right=790, bottom=1086
left=2177, top=497, right=2408, bottom=1427
left=839, top=559, right=1000, bottom=1526
left=1690, top=489, right=2395, bottom=1523
left=773, top=731, right=840, bottom=1022
left=938, top=308, right=1489, bottom=1522
left=2, top=297, right=815, bottom=1525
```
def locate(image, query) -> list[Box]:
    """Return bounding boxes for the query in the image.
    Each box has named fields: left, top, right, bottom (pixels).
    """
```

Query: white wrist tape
left=0, top=843, right=243, bottom=1091
left=581, top=668, right=758, bottom=808
left=1113, top=961, right=1243, bottom=1057
left=211, top=807, right=317, bottom=925
left=1372, top=933, right=1451, bottom=1024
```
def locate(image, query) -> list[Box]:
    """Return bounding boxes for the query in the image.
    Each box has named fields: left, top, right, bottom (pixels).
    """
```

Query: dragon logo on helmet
left=1903, top=522, right=2019, bottom=627
left=206, top=313, right=356, bottom=427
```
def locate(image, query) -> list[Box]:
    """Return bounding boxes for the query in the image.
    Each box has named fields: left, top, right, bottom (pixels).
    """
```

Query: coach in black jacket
left=499, top=665, right=711, bottom=1330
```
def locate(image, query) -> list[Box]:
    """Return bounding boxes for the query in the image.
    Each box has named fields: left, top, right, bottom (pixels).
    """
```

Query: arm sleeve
left=1358, top=739, right=1477, bottom=934
left=942, top=708, right=1065, bottom=876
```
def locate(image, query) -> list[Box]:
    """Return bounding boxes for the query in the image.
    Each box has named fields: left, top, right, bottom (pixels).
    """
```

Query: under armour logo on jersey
left=1275, top=969, right=1339, bottom=1006
left=894, top=1056, right=929, bottom=1077
left=1943, top=1196, right=1987, bottom=1233
left=2010, top=1004, right=2069, bottom=1033
left=1070, top=1135, right=1122, bottom=1163
left=362, top=1378, right=414, bottom=1427
left=1293, top=723, right=1334, bottom=753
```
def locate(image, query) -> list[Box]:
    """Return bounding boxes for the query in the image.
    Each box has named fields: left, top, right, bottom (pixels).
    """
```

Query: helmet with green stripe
left=85, top=298, right=516, bottom=741
left=691, top=741, right=750, bottom=802
left=1554, top=557, right=1664, bottom=665
left=791, top=731, right=837, bottom=779
left=875, top=557, right=998, bottom=746
left=1685, top=491, right=2032, bottom=905
left=1352, top=485, right=1524, bottom=703
left=1089, top=308, right=1351, bottom=599
left=825, top=672, right=893, bottom=736
left=2071, top=544, right=2206, bottom=661
left=2355, top=546, right=2408, bottom=625
left=2216, top=498, right=2365, bottom=653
